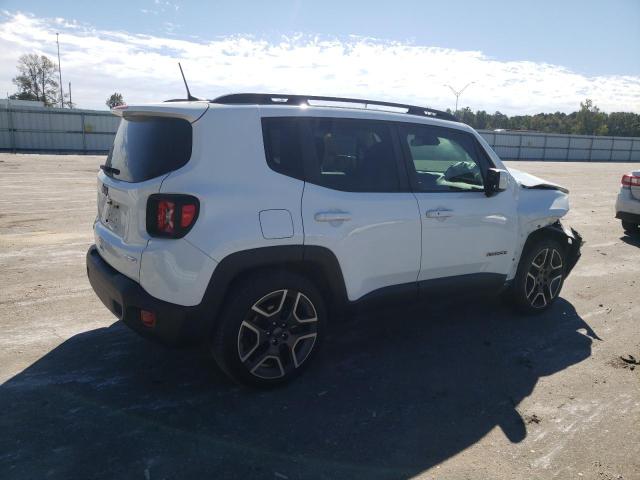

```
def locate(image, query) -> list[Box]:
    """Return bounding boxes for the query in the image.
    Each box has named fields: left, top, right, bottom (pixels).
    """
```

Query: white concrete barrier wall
left=1, top=106, right=640, bottom=161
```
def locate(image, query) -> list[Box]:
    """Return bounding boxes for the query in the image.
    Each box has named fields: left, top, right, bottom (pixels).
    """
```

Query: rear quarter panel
left=159, top=105, right=306, bottom=264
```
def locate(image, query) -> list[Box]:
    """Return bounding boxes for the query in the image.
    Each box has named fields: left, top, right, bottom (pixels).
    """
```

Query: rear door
left=397, top=123, right=518, bottom=288
left=300, top=117, right=421, bottom=301
left=95, top=114, right=194, bottom=282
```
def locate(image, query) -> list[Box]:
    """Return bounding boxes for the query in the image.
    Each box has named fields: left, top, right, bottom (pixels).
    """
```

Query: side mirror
left=485, top=168, right=509, bottom=197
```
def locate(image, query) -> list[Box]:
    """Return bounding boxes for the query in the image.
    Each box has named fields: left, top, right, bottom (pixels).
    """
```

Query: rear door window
left=105, top=116, right=192, bottom=183
left=307, top=118, right=400, bottom=192
left=261, top=118, right=304, bottom=180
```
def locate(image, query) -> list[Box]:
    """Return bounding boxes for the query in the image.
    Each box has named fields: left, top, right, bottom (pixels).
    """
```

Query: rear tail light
left=147, top=194, right=199, bottom=238
left=180, top=204, right=197, bottom=228
left=622, top=174, right=640, bottom=187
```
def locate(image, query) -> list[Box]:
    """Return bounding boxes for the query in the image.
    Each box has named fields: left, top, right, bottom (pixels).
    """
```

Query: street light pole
left=56, top=33, right=64, bottom=108
left=446, top=82, right=475, bottom=117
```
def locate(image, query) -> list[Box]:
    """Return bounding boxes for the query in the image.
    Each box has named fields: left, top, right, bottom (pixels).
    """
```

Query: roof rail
left=211, top=93, right=458, bottom=122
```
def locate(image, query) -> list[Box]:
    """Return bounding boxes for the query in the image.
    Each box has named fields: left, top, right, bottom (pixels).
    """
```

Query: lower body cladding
left=86, top=246, right=209, bottom=346
left=87, top=224, right=582, bottom=350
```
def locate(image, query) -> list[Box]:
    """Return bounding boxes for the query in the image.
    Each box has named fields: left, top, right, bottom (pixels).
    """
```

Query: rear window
left=105, top=116, right=192, bottom=182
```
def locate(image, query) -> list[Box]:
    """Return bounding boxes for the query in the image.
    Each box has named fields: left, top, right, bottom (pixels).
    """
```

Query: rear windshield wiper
left=100, top=164, right=120, bottom=176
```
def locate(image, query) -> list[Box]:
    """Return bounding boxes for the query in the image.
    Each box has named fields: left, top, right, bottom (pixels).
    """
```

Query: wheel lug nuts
left=271, top=338, right=278, bottom=345
left=272, top=321, right=276, bottom=326
left=281, top=323, right=286, bottom=328
left=282, top=333, right=287, bottom=339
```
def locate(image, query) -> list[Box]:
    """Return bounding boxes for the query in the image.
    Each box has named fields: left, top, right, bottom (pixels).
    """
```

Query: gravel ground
left=0, top=153, right=638, bottom=480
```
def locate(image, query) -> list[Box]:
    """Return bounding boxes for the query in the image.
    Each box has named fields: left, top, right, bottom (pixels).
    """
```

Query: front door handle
left=314, top=211, right=352, bottom=223
left=426, top=208, right=454, bottom=219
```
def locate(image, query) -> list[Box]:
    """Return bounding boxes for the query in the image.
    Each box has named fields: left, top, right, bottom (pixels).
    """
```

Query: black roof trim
left=210, top=93, right=458, bottom=122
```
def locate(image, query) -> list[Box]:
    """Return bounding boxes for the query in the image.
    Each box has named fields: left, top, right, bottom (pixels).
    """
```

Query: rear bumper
left=615, top=189, right=640, bottom=217
left=86, top=245, right=207, bottom=346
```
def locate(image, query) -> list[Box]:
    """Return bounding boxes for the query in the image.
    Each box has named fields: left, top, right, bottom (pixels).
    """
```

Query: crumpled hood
left=507, top=167, right=569, bottom=194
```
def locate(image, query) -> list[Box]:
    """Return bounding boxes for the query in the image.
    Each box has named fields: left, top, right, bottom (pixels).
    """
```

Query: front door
left=397, top=123, right=518, bottom=288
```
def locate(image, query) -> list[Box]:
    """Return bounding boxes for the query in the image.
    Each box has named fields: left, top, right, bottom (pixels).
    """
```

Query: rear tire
left=622, top=220, right=639, bottom=235
left=510, top=237, right=566, bottom=314
left=211, top=270, right=326, bottom=388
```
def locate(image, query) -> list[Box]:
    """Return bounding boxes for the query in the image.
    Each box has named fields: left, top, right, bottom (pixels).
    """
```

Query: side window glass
left=400, top=125, right=485, bottom=192
left=308, top=118, right=400, bottom=192
left=262, top=118, right=304, bottom=180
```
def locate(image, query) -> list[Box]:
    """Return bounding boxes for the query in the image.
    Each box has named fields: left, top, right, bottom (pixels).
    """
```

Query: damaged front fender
left=543, top=221, right=583, bottom=278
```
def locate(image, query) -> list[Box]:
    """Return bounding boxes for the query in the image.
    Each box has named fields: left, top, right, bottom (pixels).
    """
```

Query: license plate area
left=101, top=199, right=125, bottom=237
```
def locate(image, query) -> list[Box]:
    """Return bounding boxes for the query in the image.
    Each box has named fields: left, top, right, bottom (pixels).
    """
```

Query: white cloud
left=1, top=11, right=638, bottom=114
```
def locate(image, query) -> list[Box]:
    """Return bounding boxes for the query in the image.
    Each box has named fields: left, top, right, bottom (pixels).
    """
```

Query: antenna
left=178, top=62, right=198, bottom=101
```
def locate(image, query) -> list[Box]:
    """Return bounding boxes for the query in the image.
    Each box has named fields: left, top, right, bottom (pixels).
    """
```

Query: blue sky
left=1, top=0, right=639, bottom=112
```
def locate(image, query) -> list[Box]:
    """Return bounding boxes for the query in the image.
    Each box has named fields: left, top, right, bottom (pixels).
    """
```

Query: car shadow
left=0, top=297, right=597, bottom=479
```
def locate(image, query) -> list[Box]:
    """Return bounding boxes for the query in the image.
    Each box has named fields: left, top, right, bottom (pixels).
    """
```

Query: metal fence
left=0, top=106, right=120, bottom=154
left=1, top=105, right=640, bottom=161
left=478, top=130, right=640, bottom=162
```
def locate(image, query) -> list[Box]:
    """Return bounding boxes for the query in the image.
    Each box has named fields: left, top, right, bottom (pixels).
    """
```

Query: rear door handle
left=426, top=208, right=454, bottom=219
left=314, top=211, right=352, bottom=223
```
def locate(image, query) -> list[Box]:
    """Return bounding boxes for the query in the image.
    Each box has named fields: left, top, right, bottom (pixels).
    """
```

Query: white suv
left=615, top=170, right=640, bottom=235
left=87, top=94, right=582, bottom=387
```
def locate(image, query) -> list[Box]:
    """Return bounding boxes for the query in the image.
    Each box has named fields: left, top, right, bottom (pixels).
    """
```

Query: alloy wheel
left=237, top=289, right=318, bottom=379
left=525, top=248, right=563, bottom=309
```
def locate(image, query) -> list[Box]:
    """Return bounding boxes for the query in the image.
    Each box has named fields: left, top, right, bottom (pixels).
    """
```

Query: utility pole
left=56, top=33, right=64, bottom=108
left=446, top=82, right=474, bottom=117
left=68, top=82, right=72, bottom=108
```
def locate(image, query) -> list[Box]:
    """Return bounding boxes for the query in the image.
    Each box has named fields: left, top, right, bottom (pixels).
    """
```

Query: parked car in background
left=616, top=171, right=640, bottom=235
left=86, top=93, right=583, bottom=387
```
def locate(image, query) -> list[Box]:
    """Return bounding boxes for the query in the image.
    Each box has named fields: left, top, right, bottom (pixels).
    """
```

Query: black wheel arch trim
left=198, top=245, right=348, bottom=335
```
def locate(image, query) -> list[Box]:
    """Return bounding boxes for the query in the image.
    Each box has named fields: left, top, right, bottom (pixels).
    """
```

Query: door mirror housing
left=485, top=168, right=509, bottom=196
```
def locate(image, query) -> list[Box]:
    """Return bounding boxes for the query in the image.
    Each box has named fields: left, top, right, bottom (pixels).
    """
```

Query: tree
left=458, top=107, right=476, bottom=126
left=11, top=54, right=60, bottom=106
left=607, top=112, right=640, bottom=137
left=475, top=110, right=488, bottom=130
left=106, top=93, right=125, bottom=109
left=491, top=111, right=509, bottom=129
left=573, top=99, right=608, bottom=136
left=450, top=100, right=640, bottom=137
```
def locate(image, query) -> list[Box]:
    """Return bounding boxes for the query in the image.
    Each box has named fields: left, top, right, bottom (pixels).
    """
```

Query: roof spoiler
left=110, top=102, right=209, bottom=122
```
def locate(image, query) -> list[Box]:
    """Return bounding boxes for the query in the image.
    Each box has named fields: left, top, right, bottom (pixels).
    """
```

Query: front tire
left=511, top=237, right=566, bottom=314
left=211, top=271, right=326, bottom=388
left=622, top=220, right=639, bottom=235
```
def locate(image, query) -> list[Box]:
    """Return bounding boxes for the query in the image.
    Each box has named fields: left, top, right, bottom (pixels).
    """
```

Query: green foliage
left=455, top=100, right=640, bottom=137
left=573, top=99, right=608, bottom=135
left=11, top=54, right=60, bottom=107
left=106, top=93, right=125, bottom=109
left=8, top=91, right=39, bottom=101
